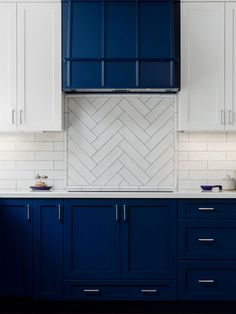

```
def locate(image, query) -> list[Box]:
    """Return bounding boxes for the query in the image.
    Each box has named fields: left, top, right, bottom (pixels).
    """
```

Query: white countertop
left=0, top=190, right=236, bottom=198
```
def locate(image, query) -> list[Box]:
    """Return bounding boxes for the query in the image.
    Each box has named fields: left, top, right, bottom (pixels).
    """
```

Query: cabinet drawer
left=179, top=199, right=236, bottom=219
left=179, top=220, right=236, bottom=259
left=64, top=281, right=177, bottom=300
left=179, top=261, right=236, bottom=300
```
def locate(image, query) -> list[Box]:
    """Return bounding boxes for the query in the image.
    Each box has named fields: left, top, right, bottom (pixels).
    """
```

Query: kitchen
left=1, top=0, right=236, bottom=313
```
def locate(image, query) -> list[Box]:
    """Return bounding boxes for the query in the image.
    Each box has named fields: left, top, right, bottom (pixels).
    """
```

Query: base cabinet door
left=0, top=199, right=32, bottom=297
left=121, top=200, right=177, bottom=280
left=33, top=200, right=63, bottom=299
left=64, top=200, right=120, bottom=280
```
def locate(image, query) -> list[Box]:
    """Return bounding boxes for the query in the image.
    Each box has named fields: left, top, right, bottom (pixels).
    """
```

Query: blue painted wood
left=64, top=280, right=177, bottom=300
left=179, top=220, right=236, bottom=260
left=179, top=261, right=236, bottom=301
left=121, top=199, right=177, bottom=280
left=0, top=199, right=32, bottom=297
left=33, top=199, right=63, bottom=299
left=179, top=199, right=236, bottom=219
left=64, top=199, right=120, bottom=280
left=62, top=0, right=180, bottom=90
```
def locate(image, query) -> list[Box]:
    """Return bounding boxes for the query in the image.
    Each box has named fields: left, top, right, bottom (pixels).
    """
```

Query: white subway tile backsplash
left=189, top=152, right=226, bottom=161
left=0, top=132, right=65, bottom=191
left=178, top=160, right=208, bottom=170
left=179, top=141, right=207, bottom=151
left=178, top=132, right=236, bottom=191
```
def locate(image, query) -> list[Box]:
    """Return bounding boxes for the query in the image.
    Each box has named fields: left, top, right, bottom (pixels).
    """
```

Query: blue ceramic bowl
left=201, top=185, right=222, bottom=191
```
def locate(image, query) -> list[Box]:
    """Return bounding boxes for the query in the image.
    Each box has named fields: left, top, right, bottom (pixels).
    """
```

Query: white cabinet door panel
left=179, top=2, right=225, bottom=131
left=226, top=3, right=236, bottom=131
left=17, top=3, right=62, bottom=131
left=0, top=3, right=17, bottom=131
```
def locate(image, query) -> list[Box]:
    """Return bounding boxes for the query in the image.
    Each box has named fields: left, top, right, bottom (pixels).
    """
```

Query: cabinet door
left=226, top=3, right=236, bottom=130
left=33, top=200, right=63, bottom=299
left=0, top=3, right=17, bottom=131
left=0, top=199, right=32, bottom=297
left=17, top=3, right=62, bottom=131
left=121, top=200, right=177, bottom=280
left=64, top=200, right=120, bottom=280
left=179, top=3, right=224, bottom=131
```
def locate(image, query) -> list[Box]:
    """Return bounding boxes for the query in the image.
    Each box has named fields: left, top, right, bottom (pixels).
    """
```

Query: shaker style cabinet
left=0, top=1, right=62, bottom=132
left=63, top=199, right=177, bottom=300
left=62, top=0, right=180, bottom=91
left=33, top=200, right=63, bottom=300
left=0, top=200, right=33, bottom=297
left=178, top=2, right=225, bottom=131
left=179, top=2, right=236, bottom=131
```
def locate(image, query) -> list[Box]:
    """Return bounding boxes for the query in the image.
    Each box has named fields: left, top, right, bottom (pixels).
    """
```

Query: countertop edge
left=0, top=191, right=236, bottom=198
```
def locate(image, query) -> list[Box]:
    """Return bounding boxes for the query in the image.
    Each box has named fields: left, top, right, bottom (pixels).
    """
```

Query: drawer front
left=64, top=281, right=177, bottom=300
left=179, top=261, right=236, bottom=300
left=179, top=199, right=236, bottom=219
left=179, top=220, right=236, bottom=259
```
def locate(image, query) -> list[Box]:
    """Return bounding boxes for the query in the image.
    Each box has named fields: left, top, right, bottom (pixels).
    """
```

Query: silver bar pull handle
left=198, top=280, right=215, bottom=284
left=115, top=205, right=119, bottom=222
left=123, top=204, right=127, bottom=221
left=12, top=110, right=14, bottom=124
left=83, top=289, right=100, bottom=294
left=221, top=109, right=225, bottom=125
left=27, top=204, right=30, bottom=221
left=198, top=207, right=214, bottom=211
left=141, top=289, right=158, bottom=293
left=229, top=110, right=233, bottom=125
left=58, top=204, right=62, bottom=222
left=20, top=109, right=23, bottom=124
left=198, top=238, right=215, bottom=242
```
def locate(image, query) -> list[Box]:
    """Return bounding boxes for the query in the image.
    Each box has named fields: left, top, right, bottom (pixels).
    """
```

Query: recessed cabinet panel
left=33, top=200, right=63, bottom=299
left=70, top=2, right=103, bottom=58
left=64, top=200, right=120, bottom=280
left=179, top=2, right=224, bottom=131
left=70, top=62, right=102, bottom=88
left=106, top=2, right=136, bottom=58
left=139, top=2, right=173, bottom=59
left=122, top=200, right=177, bottom=280
left=140, top=61, right=174, bottom=88
left=0, top=200, right=32, bottom=297
left=105, top=62, right=136, bottom=88
left=0, top=3, right=17, bottom=131
left=17, top=3, right=62, bottom=131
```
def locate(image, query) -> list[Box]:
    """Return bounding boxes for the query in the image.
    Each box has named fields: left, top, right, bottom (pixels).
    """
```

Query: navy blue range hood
left=62, top=0, right=180, bottom=93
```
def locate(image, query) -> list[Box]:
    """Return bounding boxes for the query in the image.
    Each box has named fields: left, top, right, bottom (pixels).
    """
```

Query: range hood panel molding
left=62, top=0, right=180, bottom=92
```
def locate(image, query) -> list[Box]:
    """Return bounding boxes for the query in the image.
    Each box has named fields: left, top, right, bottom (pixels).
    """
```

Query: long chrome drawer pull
left=115, top=205, right=119, bottom=222
left=123, top=204, right=127, bottom=221
left=198, top=280, right=215, bottom=284
left=198, top=207, right=214, bottom=211
left=83, top=289, right=100, bottom=293
left=198, top=238, right=215, bottom=242
left=141, top=289, right=157, bottom=293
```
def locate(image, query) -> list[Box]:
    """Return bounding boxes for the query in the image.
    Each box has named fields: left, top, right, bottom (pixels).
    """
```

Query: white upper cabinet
left=178, top=2, right=225, bottom=131
left=0, top=2, right=62, bottom=132
left=17, top=3, right=62, bottom=131
left=225, top=3, right=236, bottom=131
left=0, top=3, right=17, bottom=131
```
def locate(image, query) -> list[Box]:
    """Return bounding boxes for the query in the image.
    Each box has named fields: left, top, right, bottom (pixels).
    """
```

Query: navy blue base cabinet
left=33, top=200, right=63, bottom=300
left=63, top=199, right=177, bottom=300
left=62, top=0, right=180, bottom=91
left=0, top=199, right=33, bottom=297
left=3, top=197, right=236, bottom=301
left=178, top=199, right=236, bottom=301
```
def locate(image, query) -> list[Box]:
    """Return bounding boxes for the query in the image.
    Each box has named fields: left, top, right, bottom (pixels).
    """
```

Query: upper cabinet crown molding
left=0, top=1, right=62, bottom=132
left=178, top=1, right=236, bottom=132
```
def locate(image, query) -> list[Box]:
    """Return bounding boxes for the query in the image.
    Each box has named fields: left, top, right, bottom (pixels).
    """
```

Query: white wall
left=178, top=132, right=236, bottom=191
